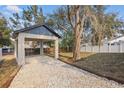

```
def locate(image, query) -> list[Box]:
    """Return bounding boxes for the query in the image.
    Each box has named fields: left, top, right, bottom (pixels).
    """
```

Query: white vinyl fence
left=0, top=48, right=2, bottom=58
left=81, top=41, right=124, bottom=53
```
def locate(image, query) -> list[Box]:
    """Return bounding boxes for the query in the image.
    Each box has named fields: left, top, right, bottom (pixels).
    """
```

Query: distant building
left=107, top=35, right=124, bottom=45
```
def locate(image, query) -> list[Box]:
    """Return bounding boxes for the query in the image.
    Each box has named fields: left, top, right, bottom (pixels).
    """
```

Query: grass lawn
left=0, top=55, right=20, bottom=88
left=59, top=52, right=124, bottom=84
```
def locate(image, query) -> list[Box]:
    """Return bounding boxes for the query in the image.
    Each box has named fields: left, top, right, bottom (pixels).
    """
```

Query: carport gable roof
left=13, top=24, right=61, bottom=38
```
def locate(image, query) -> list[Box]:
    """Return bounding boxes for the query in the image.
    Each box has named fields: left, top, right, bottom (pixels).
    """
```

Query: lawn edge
left=58, top=58, right=124, bottom=85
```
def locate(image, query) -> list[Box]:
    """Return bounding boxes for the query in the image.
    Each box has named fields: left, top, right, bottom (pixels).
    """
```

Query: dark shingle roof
left=13, top=24, right=61, bottom=38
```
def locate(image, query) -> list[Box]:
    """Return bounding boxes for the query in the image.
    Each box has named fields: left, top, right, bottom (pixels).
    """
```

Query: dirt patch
left=0, top=55, right=20, bottom=88
left=59, top=52, right=94, bottom=63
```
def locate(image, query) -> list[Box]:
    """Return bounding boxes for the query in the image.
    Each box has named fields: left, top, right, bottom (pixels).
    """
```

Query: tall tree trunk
left=73, top=25, right=81, bottom=62
left=98, top=28, right=102, bottom=52
left=72, top=6, right=84, bottom=62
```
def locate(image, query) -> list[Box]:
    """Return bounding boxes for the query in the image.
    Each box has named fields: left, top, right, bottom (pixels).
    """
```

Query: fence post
left=0, top=48, right=2, bottom=58
left=91, top=45, right=93, bottom=52
left=108, top=43, right=111, bottom=53
left=99, top=46, right=100, bottom=53
left=85, top=45, right=86, bottom=52
left=119, top=41, right=122, bottom=53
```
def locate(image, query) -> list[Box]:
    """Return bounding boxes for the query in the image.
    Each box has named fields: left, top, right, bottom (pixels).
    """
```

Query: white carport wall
left=16, top=33, right=59, bottom=66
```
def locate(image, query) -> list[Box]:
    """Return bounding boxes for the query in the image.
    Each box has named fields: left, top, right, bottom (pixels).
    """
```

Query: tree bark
left=73, top=31, right=82, bottom=62
left=72, top=6, right=83, bottom=62
left=73, top=24, right=81, bottom=62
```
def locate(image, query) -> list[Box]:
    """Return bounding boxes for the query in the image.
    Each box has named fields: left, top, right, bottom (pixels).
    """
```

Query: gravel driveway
left=10, top=56, right=123, bottom=88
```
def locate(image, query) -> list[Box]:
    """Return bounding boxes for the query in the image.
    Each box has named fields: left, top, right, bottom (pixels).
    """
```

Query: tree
left=47, top=5, right=124, bottom=61
left=22, top=5, right=45, bottom=27
left=10, top=5, right=45, bottom=29
left=47, top=6, right=92, bottom=61
left=46, top=7, right=74, bottom=52
left=89, top=6, right=124, bottom=46
left=60, top=30, right=74, bottom=52
left=0, top=14, right=11, bottom=47
left=10, top=5, right=45, bottom=48
left=67, top=6, right=86, bottom=61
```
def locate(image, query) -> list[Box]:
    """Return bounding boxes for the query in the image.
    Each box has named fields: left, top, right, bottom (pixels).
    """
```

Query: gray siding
left=25, top=26, right=54, bottom=36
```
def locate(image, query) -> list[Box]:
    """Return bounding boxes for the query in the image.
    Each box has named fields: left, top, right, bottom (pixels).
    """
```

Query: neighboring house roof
left=108, top=35, right=124, bottom=44
left=12, top=24, right=61, bottom=38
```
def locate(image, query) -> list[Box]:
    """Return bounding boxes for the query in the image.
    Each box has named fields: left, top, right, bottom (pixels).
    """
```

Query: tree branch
left=67, top=5, right=75, bottom=29
left=57, top=24, right=68, bottom=32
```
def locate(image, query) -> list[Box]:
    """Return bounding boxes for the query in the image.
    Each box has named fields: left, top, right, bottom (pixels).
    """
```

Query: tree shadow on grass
left=73, top=53, right=124, bottom=84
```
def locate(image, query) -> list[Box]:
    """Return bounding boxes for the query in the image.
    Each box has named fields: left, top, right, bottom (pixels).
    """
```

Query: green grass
left=59, top=52, right=124, bottom=84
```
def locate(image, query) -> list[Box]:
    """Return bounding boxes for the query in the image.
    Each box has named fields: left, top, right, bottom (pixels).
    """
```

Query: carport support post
left=40, top=41, right=43, bottom=55
left=17, top=34, right=25, bottom=66
left=55, top=39, right=59, bottom=59
left=14, top=40, right=18, bottom=60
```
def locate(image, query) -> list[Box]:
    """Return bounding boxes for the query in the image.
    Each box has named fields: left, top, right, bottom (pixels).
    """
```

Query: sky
left=0, top=5, right=124, bottom=20
left=106, top=5, right=124, bottom=19
left=0, top=5, right=61, bottom=19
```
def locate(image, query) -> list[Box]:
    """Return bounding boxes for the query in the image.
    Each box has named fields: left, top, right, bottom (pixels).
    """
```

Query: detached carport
left=12, top=24, right=61, bottom=66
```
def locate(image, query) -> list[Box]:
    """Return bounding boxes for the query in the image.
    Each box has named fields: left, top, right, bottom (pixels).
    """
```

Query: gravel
left=9, top=56, right=124, bottom=88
